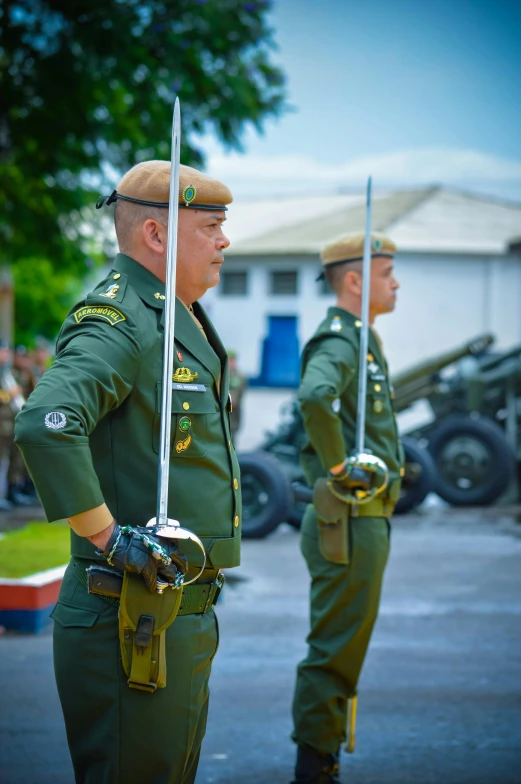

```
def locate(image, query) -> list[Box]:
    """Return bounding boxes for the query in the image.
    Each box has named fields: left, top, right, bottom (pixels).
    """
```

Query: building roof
left=225, top=187, right=521, bottom=256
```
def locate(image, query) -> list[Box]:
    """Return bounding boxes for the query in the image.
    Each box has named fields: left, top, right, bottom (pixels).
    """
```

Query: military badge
left=178, top=416, right=192, bottom=433
left=330, top=316, right=342, bottom=332
left=373, top=400, right=384, bottom=413
left=100, top=284, right=119, bottom=299
left=182, top=185, right=196, bottom=207
left=372, top=237, right=382, bottom=252
left=173, top=367, right=199, bottom=383
left=177, top=350, right=184, bottom=362
left=44, top=411, right=67, bottom=429
left=175, top=434, right=192, bottom=453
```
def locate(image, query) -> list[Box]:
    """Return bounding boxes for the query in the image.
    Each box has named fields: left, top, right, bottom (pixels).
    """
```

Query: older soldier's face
left=177, top=209, right=230, bottom=297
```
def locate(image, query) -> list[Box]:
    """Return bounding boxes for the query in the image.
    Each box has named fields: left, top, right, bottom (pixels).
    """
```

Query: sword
left=343, top=176, right=389, bottom=506
left=146, top=97, right=206, bottom=591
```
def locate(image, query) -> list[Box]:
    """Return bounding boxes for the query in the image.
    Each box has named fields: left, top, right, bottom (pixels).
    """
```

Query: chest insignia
left=175, top=434, right=192, bottom=453
left=173, top=367, right=199, bottom=383
left=373, top=400, right=384, bottom=414
left=178, top=416, right=192, bottom=433
left=330, top=316, right=342, bottom=332
left=100, top=283, right=120, bottom=299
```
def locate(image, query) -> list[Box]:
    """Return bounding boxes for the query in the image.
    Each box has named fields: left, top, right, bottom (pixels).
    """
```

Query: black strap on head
left=316, top=254, right=394, bottom=281
left=95, top=191, right=227, bottom=211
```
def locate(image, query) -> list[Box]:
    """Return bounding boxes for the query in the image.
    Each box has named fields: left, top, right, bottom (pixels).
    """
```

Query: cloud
left=203, top=144, right=521, bottom=201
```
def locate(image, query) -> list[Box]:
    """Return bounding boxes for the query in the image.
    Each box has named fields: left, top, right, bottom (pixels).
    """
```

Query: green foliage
left=1, top=0, right=285, bottom=267
left=11, top=257, right=85, bottom=346
left=0, top=521, right=70, bottom=578
left=0, top=0, right=286, bottom=341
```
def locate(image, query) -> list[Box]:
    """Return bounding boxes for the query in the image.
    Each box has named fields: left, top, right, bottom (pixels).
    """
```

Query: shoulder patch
left=74, top=305, right=127, bottom=326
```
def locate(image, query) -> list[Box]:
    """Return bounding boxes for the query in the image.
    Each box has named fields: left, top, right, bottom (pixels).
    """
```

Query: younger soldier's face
left=369, top=256, right=400, bottom=315
left=177, top=209, right=230, bottom=298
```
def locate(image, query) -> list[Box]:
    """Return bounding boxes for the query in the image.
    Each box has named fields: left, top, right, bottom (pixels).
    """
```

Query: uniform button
left=113, top=273, right=121, bottom=280
left=355, top=320, right=362, bottom=327
left=234, top=515, right=240, bottom=527
left=233, top=478, right=239, bottom=490
left=374, top=384, right=381, bottom=392
left=183, top=402, right=190, bottom=411
left=228, top=440, right=232, bottom=450
left=400, top=467, right=405, bottom=477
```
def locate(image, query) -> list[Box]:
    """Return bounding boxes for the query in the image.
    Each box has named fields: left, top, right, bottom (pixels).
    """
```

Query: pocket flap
left=50, top=602, right=99, bottom=628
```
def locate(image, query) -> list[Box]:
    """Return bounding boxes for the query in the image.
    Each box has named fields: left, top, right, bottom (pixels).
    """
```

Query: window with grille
left=220, top=271, right=248, bottom=296
left=270, top=270, right=298, bottom=295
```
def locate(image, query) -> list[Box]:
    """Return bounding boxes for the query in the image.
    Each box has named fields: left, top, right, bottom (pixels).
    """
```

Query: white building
left=202, top=187, right=521, bottom=385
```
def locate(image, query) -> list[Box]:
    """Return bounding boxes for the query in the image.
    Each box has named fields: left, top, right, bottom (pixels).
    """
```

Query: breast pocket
left=152, top=383, right=219, bottom=459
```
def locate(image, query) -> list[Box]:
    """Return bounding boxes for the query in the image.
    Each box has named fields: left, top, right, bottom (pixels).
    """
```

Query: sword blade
left=157, top=97, right=181, bottom=527
left=354, top=177, right=372, bottom=455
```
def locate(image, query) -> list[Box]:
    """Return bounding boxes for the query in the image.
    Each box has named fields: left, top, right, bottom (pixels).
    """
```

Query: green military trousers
left=51, top=561, right=219, bottom=784
left=292, top=504, right=390, bottom=755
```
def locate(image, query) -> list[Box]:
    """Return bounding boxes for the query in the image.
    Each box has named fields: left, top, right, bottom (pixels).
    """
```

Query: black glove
left=100, top=524, right=188, bottom=593
left=328, top=464, right=372, bottom=502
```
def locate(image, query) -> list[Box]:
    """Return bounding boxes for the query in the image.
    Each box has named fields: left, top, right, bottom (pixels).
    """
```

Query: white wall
left=203, top=251, right=521, bottom=379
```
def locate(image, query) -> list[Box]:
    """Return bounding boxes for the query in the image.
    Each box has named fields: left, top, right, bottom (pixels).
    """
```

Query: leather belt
left=72, top=561, right=224, bottom=615
left=350, top=497, right=395, bottom=518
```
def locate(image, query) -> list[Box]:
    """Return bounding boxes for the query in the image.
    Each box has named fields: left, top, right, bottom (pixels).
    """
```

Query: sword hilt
left=146, top=517, right=207, bottom=590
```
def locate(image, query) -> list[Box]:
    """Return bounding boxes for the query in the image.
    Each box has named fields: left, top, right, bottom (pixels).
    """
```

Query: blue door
left=252, top=315, right=300, bottom=387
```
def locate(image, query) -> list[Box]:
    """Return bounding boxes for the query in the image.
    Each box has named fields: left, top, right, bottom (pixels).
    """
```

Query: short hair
left=324, top=260, right=362, bottom=295
left=114, top=200, right=168, bottom=253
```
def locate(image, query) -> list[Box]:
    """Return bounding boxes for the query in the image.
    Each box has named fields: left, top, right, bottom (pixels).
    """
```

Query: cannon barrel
left=392, top=333, right=495, bottom=392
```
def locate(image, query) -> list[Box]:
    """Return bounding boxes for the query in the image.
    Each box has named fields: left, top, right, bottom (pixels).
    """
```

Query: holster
left=313, top=477, right=350, bottom=565
left=118, top=572, right=183, bottom=693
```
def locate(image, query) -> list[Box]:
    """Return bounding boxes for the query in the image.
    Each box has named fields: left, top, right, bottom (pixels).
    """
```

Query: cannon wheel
left=238, top=451, right=293, bottom=538
left=428, top=416, right=516, bottom=506
left=395, top=436, right=436, bottom=514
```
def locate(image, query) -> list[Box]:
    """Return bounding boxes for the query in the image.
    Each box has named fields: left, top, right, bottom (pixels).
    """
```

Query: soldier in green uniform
left=15, top=161, right=242, bottom=784
left=290, top=233, right=404, bottom=784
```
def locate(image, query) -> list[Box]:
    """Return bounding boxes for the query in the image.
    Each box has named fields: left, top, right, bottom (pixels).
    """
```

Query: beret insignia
left=372, top=237, right=382, bottom=252
left=182, top=185, right=197, bottom=206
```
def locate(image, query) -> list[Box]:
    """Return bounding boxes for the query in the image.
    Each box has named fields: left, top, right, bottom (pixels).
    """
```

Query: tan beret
left=318, top=232, right=396, bottom=280
left=96, top=160, right=232, bottom=211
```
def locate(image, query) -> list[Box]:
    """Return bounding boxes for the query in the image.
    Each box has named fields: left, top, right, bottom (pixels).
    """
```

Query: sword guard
left=146, top=517, right=207, bottom=586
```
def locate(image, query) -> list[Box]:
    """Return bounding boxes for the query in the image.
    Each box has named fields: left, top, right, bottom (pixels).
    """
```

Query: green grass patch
left=0, top=521, right=70, bottom=579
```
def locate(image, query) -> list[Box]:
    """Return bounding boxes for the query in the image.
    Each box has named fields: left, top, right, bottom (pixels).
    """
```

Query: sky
left=203, top=0, right=521, bottom=201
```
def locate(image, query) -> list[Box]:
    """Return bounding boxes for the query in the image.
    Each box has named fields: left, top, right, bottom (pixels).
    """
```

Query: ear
left=142, top=219, right=167, bottom=256
left=345, top=268, right=362, bottom=295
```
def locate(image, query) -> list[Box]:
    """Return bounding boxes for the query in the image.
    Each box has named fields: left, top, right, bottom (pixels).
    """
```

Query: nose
left=217, top=229, right=230, bottom=250
left=392, top=276, right=400, bottom=290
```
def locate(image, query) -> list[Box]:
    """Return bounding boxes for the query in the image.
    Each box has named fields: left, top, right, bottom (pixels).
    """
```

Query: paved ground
left=1, top=508, right=521, bottom=783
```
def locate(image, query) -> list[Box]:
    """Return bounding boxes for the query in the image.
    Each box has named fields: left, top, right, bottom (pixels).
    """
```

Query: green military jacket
left=299, top=306, right=404, bottom=498
left=15, top=254, right=241, bottom=569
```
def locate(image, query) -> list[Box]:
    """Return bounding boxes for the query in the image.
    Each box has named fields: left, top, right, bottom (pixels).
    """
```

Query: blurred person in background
left=290, top=233, right=404, bottom=784
left=4, top=346, right=36, bottom=505
left=32, top=337, right=52, bottom=385
left=0, top=341, right=28, bottom=508
left=227, top=349, right=247, bottom=441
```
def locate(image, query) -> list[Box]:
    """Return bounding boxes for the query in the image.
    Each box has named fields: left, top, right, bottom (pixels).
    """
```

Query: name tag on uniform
left=172, top=383, right=206, bottom=392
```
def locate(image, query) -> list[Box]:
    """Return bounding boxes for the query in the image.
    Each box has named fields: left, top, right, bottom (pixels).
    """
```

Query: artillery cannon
left=238, top=332, right=520, bottom=537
